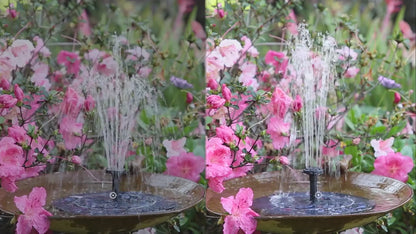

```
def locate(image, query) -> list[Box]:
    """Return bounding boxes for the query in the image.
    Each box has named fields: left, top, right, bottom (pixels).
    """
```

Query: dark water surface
left=53, top=191, right=178, bottom=216
left=253, top=192, right=375, bottom=216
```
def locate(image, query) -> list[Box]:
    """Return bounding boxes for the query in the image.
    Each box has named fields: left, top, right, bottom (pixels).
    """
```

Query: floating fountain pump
left=302, top=167, right=323, bottom=204
left=106, top=169, right=125, bottom=200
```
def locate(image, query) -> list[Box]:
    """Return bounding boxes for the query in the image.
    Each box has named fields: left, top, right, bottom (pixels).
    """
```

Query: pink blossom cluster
left=334, top=46, right=361, bottom=78
left=14, top=187, right=52, bottom=234
left=163, top=138, right=205, bottom=182
left=206, top=37, right=302, bottom=194
left=371, top=137, right=414, bottom=182
left=220, top=187, right=259, bottom=234
left=206, top=36, right=259, bottom=90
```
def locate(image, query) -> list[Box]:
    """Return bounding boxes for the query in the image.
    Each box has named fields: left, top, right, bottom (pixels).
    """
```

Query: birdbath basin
left=0, top=170, right=205, bottom=233
left=206, top=170, right=413, bottom=234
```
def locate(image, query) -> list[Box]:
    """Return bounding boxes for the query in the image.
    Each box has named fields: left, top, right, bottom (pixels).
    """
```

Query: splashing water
left=86, top=37, right=156, bottom=174
left=290, top=24, right=337, bottom=171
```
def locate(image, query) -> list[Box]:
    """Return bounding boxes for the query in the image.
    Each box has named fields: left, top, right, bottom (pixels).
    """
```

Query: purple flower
left=378, top=76, right=401, bottom=89
left=170, top=76, right=193, bottom=89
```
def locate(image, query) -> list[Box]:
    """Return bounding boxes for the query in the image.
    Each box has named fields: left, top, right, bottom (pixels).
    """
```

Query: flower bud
left=221, top=84, right=231, bottom=101
left=186, top=92, right=193, bottom=104
left=14, top=84, right=24, bottom=101
left=393, top=92, right=401, bottom=104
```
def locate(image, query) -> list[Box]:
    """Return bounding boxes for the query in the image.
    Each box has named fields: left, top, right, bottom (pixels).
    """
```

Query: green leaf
left=370, top=125, right=387, bottom=135
left=344, top=146, right=358, bottom=158
left=400, top=145, right=413, bottom=158
left=387, top=121, right=407, bottom=137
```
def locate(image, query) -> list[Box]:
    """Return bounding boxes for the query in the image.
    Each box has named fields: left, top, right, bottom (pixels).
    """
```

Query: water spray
left=85, top=36, right=156, bottom=200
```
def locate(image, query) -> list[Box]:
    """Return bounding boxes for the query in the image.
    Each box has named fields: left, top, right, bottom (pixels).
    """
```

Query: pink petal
left=16, top=215, right=33, bottom=234
left=220, top=195, right=235, bottom=214
left=14, top=195, right=28, bottom=213
left=223, top=215, right=240, bottom=234
left=29, top=187, right=47, bottom=207
left=235, top=187, right=254, bottom=208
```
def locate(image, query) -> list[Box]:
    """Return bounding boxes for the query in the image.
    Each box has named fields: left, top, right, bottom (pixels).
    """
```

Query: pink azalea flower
left=14, top=187, right=52, bottom=234
left=137, top=66, right=152, bottom=77
left=178, top=0, right=194, bottom=14
left=227, top=136, right=262, bottom=180
left=126, top=46, right=150, bottom=61
left=0, top=137, right=25, bottom=192
left=341, top=227, right=364, bottom=234
left=216, top=125, right=237, bottom=144
left=206, top=50, right=225, bottom=82
left=0, top=78, right=11, bottom=90
left=214, top=4, right=226, bottom=19
left=399, top=21, right=416, bottom=42
left=227, top=94, right=250, bottom=122
left=21, top=94, right=43, bottom=121
left=292, top=95, right=302, bottom=112
left=191, top=21, right=207, bottom=40
left=221, top=187, right=259, bottom=234
left=270, top=87, right=292, bottom=118
left=218, top=39, right=242, bottom=67
left=322, top=140, right=340, bottom=158
left=386, top=0, right=402, bottom=14
left=372, top=152, right=413, bottom=182
left=370, top=137, right=395, bottom=157
left=207, top=95, right=226, bottom=109
left=84, top=49, right=106, bottom=63
left=239, top=62, right=259, bottom=90
left=241, top=36, right=259, bottom=57
left=206, top=137, right=233, bottom=193
left=6, top=4, right=18, bottom=19
left=71, top=155, right=82, bottom=165
left=286, top=10, right=298, bottom=35
left=264, top=50, right=289, bottom=76
left=164, top=152, right=205, bottom=182
left=336, top=46, right=358, bottom=61
left=393, top=92, right=401, bottom=104
left=57, top=50, right=81, bottom=75
left=61, top=87, right=84, bottom=117
left=344, top=67, right=360, bottom=78
left=266, top=116, right=290, bottom=150
left=78, top=10, right=92, bottom=37
left=31, top=63, right=51, bottom=91
left=207, top=78, right=219, bottom=90
left=0, top=94, right=17, bottom=108
left=208, top=176, right=226, bottom=193
left=279, top=156, right=290, bottom=165
left=222, top=84, right=232, bottom=102
left=7, top=125, right=29, bottom=144
left=84, top=95, right=95, bottom=112
left=59, top=116, right=83, bottom=150
left=352, top=138, right=361, bottom=145
left=186, top=92, right=193, bottom=104
left=14, top=84, right=24, bottom=101
left=96, top=56, right=117, bottom=76
left=9, top=40, right=35, bottom=68
left=33, top=36, right=51, bottom=57
left=162, top=138, right=187, bottom=158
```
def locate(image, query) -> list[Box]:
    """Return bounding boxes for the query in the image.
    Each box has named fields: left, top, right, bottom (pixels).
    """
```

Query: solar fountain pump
left=106, top=170, right=125, bottom=200
left=303, top=167, right=323, bottom=204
